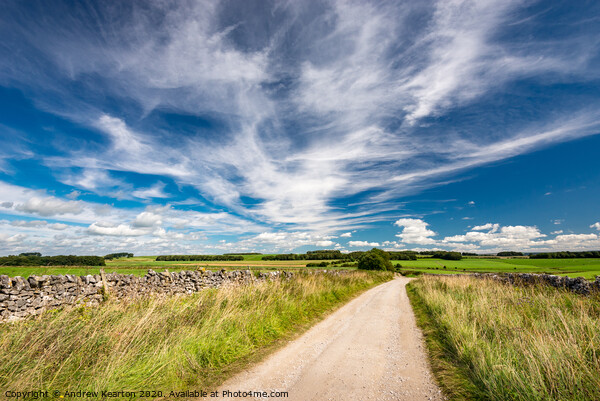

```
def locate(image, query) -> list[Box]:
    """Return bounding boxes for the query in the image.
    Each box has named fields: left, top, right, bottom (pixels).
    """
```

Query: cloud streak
left=0, top=0, right=598, bottom=253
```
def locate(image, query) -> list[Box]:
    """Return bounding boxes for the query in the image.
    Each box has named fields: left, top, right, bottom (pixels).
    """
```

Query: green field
left=2, top=255, right=600, bottom=280
left=393, top=257, right=600, bottom=279
left=0, top=255, right=353, bottom=278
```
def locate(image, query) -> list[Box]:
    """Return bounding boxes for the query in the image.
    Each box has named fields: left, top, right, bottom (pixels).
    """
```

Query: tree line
left=104, top=253, right=134, bottom=260
left=262, top=250, right=419, bottom=261
left=0, top=255, right=105, bottom=266
left=431, top=251, right=463, bottom=260
left=19, top=252, right=42, bottom=257
left=530, top=251, right=600, bottom=259
left=262, top=250, right=347, bottom=260
left=155, top=255, right=245, bottom=261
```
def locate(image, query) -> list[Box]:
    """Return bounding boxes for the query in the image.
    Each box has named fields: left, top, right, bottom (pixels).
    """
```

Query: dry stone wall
left=466, top=272, right=600, bottom=295
left=0, top=269, right=293, bottom=322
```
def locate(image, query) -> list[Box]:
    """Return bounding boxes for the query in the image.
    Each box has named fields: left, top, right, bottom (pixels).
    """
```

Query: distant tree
left=530, top=251, right=600, bottom=259
left=306, top=261, right=330, bottom=267
left=104, top=253, right=134, bottom=260
left=358, top=248, right=394, bottom=271
left=156, top=255, right=244, bottom=261
left=0, top=255, right=104, bottom=266
left=388, top=251, right=418, bottom=260
left=497, top=251, right=523, bottom=257
left=432, top=251, right=463, bottom=261
left=19, top=252, right=42, bottom=257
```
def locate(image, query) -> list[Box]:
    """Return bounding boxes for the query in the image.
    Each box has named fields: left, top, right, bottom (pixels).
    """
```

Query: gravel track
left=211, top=277, right=444, bottom=401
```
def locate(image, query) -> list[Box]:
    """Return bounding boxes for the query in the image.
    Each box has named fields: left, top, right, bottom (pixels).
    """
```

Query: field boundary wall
left=0, top=269, right=293, bottom=322
left=430, top=272, right=600, bottom=294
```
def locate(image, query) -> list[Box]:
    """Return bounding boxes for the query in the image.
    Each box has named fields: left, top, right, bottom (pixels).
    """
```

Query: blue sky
left=1, top=0, right=599, bottom=256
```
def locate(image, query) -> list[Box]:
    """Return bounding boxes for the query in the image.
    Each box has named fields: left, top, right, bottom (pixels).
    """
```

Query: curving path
left=210, top=277, right=444, bottom=401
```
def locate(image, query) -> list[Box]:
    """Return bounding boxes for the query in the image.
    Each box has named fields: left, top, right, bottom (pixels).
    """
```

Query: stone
left=0, top=275, right=12, bottom=289
left=28, top=276, right=41, bottom=288
left=12, top=277, right=29, bottom=291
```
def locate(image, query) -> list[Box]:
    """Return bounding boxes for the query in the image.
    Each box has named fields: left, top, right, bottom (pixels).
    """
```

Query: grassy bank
left=0, top=271, right=391, bottom=399
left=407, top=275, right=600, bottom=401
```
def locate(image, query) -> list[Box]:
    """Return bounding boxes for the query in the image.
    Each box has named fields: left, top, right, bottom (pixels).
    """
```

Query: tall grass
left=0, top=271, right=391, bottom=399
left=408, top=275, right=600, bottom=400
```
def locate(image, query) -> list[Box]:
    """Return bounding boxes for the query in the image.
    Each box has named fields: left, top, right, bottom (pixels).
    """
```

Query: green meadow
left=0, top=255, right=349, bottom=278
left=393, top=257, right=600, bottom=279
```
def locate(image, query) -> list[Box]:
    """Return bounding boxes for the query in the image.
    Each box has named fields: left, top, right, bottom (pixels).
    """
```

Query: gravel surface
left=211, top=277, right=445, bottom=401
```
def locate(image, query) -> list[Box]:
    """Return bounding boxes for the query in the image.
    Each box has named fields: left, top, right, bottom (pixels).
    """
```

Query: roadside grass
left=0, top=270, right=391, bottom=399
left=407, top=275, right=600, bottom=400
left=394, top=258, right=600, bottom=280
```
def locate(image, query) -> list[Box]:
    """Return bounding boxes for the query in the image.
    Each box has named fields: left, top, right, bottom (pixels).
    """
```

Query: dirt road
left=213, top=277, right=444, bottom=401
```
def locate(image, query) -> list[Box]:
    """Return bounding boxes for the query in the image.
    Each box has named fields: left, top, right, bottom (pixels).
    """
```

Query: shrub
left=497, top=251, right=523, bottom=257
left=358, top=248, right=394, bottom=271
left=0, top=255, right=105, bottom=266
left=388, top=251, right=417, bottom=260
left=104, top=253, right=134, bottom=260
left=156, top=255, right=244, bottom=261
left=306, top=261, right=330, bottom=267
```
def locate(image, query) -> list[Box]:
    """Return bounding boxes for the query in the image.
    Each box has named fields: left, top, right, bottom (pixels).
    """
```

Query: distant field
left=2, top=255, right=600, bottom=279
left=0, top=256, right=354, bottom=278
left=394, top=257, right=600, bottom=279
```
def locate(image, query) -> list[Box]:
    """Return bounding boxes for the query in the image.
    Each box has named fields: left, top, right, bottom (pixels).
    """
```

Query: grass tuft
left=407, top=275, right=600, bottom=401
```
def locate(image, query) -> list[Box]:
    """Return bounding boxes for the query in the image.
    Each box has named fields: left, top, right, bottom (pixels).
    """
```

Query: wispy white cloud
left=131, top=182, right=170, bottom=200
left=348, top=240, right=380, bottom=247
